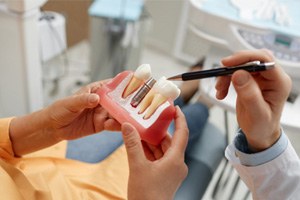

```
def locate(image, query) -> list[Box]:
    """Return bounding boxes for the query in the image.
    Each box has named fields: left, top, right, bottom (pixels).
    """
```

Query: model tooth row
left=122, top=64, right=152, bottom=98
left=138, top=77, right=180, bottom=119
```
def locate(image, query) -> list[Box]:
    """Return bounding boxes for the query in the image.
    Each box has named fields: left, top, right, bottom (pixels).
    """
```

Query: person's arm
left=122, top=106, right=189, bottom=200
left=225, top=130, right=300, bottom=200
left=216, top=49, right=291, bottom=151
left=9, top=80, right=121, bottom=156
left=232, top=129, right=288, bottom=166
left=216, top=49, right=300, bottom=199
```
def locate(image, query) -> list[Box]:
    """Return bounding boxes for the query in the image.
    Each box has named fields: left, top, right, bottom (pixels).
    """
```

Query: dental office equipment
left=175, top=0, right=300, bottom=93
left=179, top=0, right=300, bottom=131
left=89, top=0, right=146, bottom=82
left=230, top=0, right=291, bottom=26
left=167, top=61, right=275, bottom=81
left=0, top=0, right=47, bottom=117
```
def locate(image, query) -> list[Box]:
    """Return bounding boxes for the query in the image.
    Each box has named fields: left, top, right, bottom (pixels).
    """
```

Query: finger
left=122, top=123, right=146, bottom=165
left=221, top=49, right=287, bottom=82
left=232, top=70, right=267, bottom=115
left=75, top=82, right=98, bottom=95
left=141, top=141, right=156, bottom=161
left=161, top=134, right=172, bottom=153
left=104, top=119, right=121, bottom=131
left=215, top=76, right=231, bottom=99
left=146, top=143, right=164, bottom=159
left=90, top=79, right=112, bottom=93
left=222, top=50, right=291, bottom=98
left=222, top=49, right=274, bottom=67
left=217, top=49, right=284, bottom=100
left=171, top=107, right=189, bottom=155
left=75, top=80, right=107, bottom=95
left=93, top=105, right=121, bottom=131
left=60, top=93, right=100, bottom=113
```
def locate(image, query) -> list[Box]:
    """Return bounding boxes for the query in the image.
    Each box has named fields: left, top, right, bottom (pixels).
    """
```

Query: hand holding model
left=9, top=80, right=121, bottom=156
left=215, top=49, right=292, bottom=152
left=4, top=72, right=187, bottom=200
left=122, top=106, right=189, bottom=200
left=98, top=64, right=180, bottom=145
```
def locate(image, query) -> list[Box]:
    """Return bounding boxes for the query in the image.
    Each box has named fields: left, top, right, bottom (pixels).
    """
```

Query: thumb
left=232, top=70, right=266, bottom=114
left=122, top=123, right=145, bottom=164
left=63, top=93, right=100, bottom=113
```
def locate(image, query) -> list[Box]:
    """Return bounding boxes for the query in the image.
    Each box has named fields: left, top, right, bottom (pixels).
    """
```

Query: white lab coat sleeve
left=226, top=140, right=300, bottom=200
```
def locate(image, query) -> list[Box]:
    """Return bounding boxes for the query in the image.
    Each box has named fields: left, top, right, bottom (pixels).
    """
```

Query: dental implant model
left=97, top=65, right=180, bottom=145
left=130, top=77, right=157, bottom=107
left=141, top=77, right=180, bottom=119
left=122, top=64, right=151, bottom=98
left=137, top=84, right=159, bottom=114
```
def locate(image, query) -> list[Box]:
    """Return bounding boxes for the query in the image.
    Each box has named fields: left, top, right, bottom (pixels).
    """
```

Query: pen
left=167, top=61, right=275, bottom=81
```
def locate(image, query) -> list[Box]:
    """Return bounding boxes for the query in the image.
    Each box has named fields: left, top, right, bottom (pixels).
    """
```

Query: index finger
left=171, top=106, right=189, bottom=155
left=75, top=79, right=111, bottom=94
left=221, top=49, right=283, bottom=81
left=222, top=49, right=273, bottom=65
left=215, top=49, right=273, bottom=100
left=217, top=49, right=291, bottom=97
left=215, top=76, right=231, bottom=100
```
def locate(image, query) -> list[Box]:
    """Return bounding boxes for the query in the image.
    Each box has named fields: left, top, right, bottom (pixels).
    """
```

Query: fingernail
left=89, top=94, right=99, bottom=103
left=122, top=124, right=134, bottom=135
left=221, top=55, right=233, bottom=62
left=234, top=72, right=249, bottom=86
left=216, top=90, right=221, bottom=99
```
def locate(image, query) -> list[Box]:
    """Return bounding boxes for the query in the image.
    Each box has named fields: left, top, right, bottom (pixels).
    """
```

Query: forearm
left=226, top=139, right=300, bottom=199
left=226, top=130, right=300, bottom=199
left=129, top=190, right=174, bottom=200
left=9, top=109, right=60, bottom=156
left=233, top=129, right=286, bottom=165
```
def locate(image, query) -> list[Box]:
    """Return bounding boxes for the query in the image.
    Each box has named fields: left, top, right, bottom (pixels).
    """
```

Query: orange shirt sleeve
left=0, top=117, right=129, bottom=200
left=0, top=118, right=15, bottom=159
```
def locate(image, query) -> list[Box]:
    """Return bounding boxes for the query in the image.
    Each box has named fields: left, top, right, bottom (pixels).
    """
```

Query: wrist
left=42, top=106, right=63, bottom=143
left=128, top=184, right=174, bottom=200
left=247, top=128, right=281, bottom=152
left=233, top=129, right=287, bottom=166
left=9, top=108, right=61, bottom=156
left=129, top=193, right=173, bottom=200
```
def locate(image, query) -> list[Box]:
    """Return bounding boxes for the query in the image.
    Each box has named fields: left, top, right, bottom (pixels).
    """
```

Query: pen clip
left=233, top=61, right=261, bottom=67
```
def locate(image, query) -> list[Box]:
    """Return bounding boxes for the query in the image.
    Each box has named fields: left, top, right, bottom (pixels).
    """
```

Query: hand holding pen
left=167, top=61, right=275, bottom=81
left=215, top=50, right=291, bottom=152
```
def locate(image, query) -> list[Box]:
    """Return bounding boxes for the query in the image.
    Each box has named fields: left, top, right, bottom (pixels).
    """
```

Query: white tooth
left=122, top=76, right=143, bottom=98
left=122, top=64, right=152, bottom=98
left=156, top=77, right=181, bottom=100
left=134, top=64, right=152, bottom=80
left=138, top=76, right=168, bottom=114
left=143, top=79, right=181, bottom=119
left=143, top=93, right=167, bottom=119
left=138, top=89, right=156, bottom=114
left=153, top=76, right=167, bottom=90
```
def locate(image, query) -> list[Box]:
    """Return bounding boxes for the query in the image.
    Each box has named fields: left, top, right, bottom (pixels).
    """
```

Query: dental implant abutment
left=130, top=77, right=156, bottom=107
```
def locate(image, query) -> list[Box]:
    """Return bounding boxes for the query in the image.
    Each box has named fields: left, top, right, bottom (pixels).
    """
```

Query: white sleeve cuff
left=232, top=129, right=288, bottom=166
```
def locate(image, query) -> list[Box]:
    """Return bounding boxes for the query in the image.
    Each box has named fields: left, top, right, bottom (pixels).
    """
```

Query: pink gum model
left=97, top=71, right=176, bottom=145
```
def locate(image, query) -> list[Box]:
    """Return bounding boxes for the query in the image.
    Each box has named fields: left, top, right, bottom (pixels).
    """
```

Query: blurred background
left=1, top=0, right=300, bottom=199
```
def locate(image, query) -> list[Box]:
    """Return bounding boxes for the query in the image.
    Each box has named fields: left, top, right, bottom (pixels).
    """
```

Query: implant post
left=130, top=77, right=156, bottom=107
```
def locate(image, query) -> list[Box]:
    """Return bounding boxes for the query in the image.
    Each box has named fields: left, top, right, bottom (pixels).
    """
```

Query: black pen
left=167, top=61, right=275, bottom=81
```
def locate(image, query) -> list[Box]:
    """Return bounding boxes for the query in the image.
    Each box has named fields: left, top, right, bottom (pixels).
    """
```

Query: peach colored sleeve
left=0, top=117, right=129, bottom=200
left=0, top=118, right=15, bottom=159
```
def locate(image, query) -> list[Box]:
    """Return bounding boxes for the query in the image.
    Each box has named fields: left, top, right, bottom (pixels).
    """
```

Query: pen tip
left=167, top=75, right=182, bottom=81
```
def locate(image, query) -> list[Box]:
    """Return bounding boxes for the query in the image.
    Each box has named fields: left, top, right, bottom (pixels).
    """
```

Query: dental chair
left=174, top=121, right=226, bottom=200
